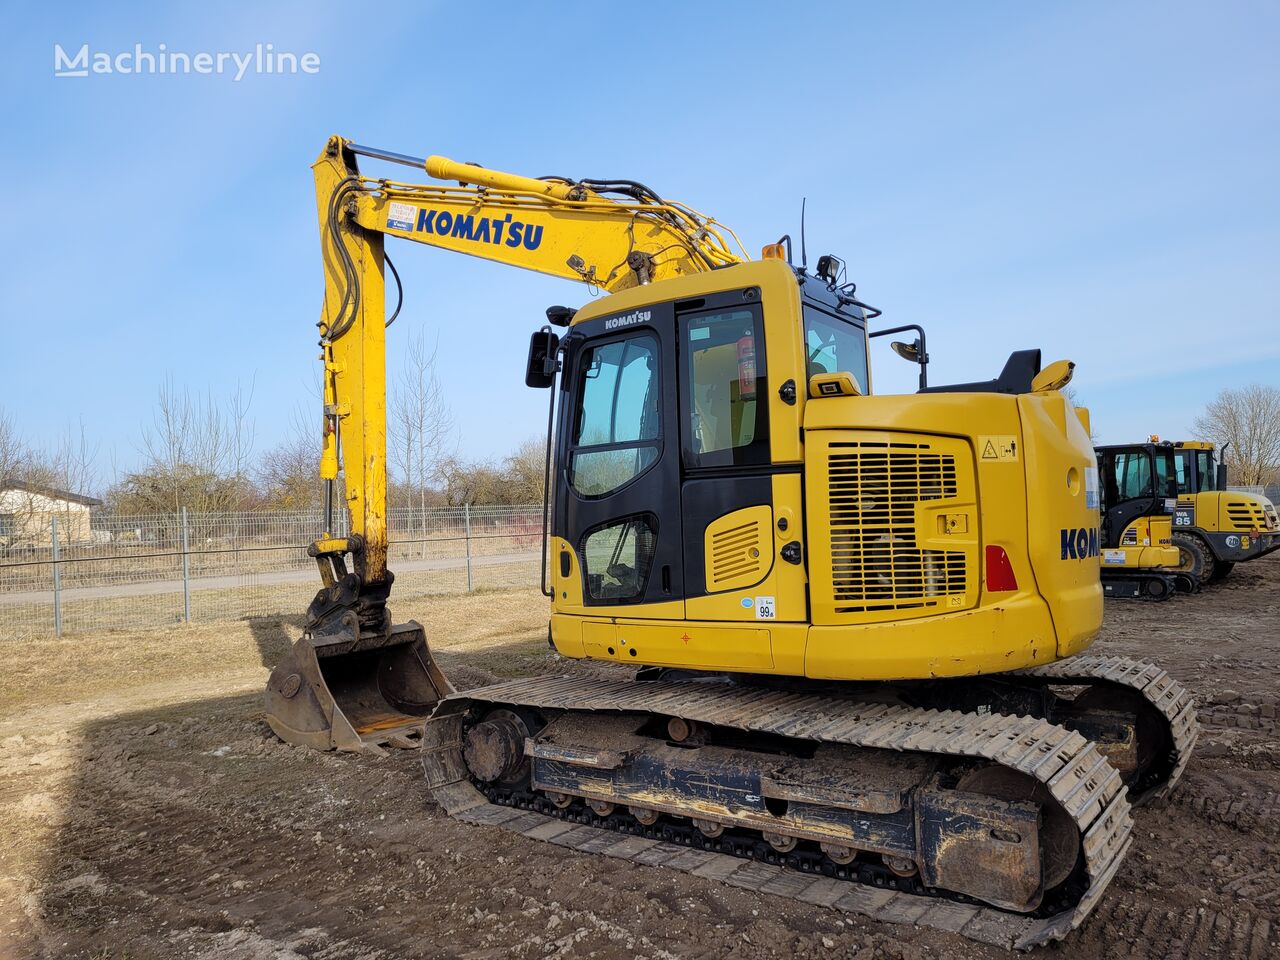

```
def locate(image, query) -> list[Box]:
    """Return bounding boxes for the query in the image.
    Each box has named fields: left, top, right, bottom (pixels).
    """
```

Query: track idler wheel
left=463, top=709, right=531, bottom=785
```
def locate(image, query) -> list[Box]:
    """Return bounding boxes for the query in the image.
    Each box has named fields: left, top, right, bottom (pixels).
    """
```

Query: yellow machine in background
left=264, top=136, right=1198, bottom=946
left=1094, top=443, right=1193, bottom=599
left=1096, top=438, right=1278, bottom=586
left=1170, top=440, right=1279, bottom=582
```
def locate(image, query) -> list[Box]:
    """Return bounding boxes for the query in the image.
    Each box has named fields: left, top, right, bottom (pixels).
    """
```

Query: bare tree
left=435, top=455, right=511, bottom=506
left=50, top=418, right=100, bottom=498
left=505, top=437, right=548, bottom=504
left=390, top=330, right=455, bottom=536
left=1060, top=386, right=1097, bottom=442
left=117, top=377, right=257, bottom=514
left=257, top=404, right=326, bottom=510
left=0, top=406, right=26, bottom=486
left=0, top=410, right=105, bottom=548
left=1192, top=384, right=1280, bottom=486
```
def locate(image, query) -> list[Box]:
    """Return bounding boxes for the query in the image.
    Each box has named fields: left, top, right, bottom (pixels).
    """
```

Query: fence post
left=464, top=503, right=474, bottom=593
left=51, top=516, right=62, bottom=637
left=181, top=507, right=191, bottom=623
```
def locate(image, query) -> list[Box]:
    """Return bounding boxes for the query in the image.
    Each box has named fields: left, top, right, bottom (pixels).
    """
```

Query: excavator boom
left=268, top=135, right=747, bottom=751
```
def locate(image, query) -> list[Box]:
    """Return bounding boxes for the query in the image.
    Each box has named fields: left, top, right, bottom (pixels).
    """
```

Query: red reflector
left=985, top=545, right=1019, bottom=592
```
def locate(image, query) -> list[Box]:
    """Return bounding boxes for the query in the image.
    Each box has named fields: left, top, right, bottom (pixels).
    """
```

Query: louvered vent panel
left=827, top=441, right=968, bottom=612
left=708, top=519, right=763, bottom=590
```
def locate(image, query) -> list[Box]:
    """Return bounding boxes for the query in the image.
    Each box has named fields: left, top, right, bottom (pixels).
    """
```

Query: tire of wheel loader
left=264, top=620, right=453, bottom=755
left=1172, top=533, right=1213, bottom=584
left=1208, top=560, right=1235, bottom=583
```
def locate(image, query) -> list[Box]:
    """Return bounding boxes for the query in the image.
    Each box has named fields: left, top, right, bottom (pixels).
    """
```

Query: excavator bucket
left=265, top=620, right=453, bottom=755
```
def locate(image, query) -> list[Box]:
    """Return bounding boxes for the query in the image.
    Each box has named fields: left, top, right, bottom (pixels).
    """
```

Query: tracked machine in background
left=1094, top=443, right=1196, bottom=599
left=264, top=136, right=1197, bottom=948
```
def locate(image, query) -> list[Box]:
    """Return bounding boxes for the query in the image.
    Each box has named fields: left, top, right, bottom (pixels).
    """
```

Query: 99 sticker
left=755, top=596, right=776, bottom=620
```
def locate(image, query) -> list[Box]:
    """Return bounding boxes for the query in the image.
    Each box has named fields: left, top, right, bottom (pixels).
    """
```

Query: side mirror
left=525, top=329, right=560, bottom=388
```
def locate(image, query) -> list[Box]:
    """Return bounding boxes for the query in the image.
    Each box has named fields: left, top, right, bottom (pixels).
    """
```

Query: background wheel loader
left=263, top=136, right=1198, bottom=947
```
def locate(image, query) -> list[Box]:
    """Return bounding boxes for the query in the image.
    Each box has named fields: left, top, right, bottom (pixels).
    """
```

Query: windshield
left=803, top=305, right=868, bottom=394
left=1197, top=450, right=1217, bottom=491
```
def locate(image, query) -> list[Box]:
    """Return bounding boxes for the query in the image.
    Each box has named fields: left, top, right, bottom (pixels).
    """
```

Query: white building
left=0, top=482, right=103, bottom=546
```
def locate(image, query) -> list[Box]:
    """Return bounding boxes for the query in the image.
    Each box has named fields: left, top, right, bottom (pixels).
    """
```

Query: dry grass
left=0, top=558, right=540, bottom=641
left=0, top=586, right=550, bottom=718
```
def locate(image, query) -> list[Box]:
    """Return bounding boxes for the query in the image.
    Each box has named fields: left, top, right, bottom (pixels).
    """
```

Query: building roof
left=0, top=480, right=103, bottom=507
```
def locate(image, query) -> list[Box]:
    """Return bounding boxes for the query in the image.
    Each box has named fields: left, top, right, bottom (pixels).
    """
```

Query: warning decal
left=978, top=435, right=1019, bottom=462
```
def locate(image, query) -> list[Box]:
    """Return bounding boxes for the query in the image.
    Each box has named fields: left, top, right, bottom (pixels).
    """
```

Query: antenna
left=800, top=197, right=808, bottom=269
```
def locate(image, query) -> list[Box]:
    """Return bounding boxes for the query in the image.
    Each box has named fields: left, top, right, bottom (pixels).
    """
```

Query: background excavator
left=1094, top=443, right=1195, bottom=599
left=264, top=136, right=1198, bottom=947
left=1094, top=438, right=1279, bottom=585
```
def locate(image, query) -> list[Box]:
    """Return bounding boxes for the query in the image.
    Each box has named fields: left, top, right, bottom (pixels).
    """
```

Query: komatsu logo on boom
left=1060, top=527, right=1099, bottom=560
left=387, top=203, right=545, bottom=251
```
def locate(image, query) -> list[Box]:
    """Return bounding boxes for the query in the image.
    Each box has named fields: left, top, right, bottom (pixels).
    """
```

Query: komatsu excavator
left=265, top=136, right=1197, bottom=948
left=1094, top=443, right=1195, bottom=599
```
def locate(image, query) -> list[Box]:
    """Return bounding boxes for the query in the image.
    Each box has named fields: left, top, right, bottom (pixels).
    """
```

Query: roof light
left=761, top=243, right=786, bottom=260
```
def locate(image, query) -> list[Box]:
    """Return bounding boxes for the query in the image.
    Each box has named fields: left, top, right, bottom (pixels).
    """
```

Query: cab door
left=1100, top=448, right=1159, bottom=547
left=676, top=287, right=805, bottom=624
left=551, top=304, right=684, bottom=618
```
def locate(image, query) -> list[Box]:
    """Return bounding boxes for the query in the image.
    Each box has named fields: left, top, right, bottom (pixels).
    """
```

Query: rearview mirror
left=525, top=329, right=560, bottom=388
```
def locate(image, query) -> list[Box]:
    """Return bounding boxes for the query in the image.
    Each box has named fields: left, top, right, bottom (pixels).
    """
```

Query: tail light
left=985, top=545, right=1019, bottom=593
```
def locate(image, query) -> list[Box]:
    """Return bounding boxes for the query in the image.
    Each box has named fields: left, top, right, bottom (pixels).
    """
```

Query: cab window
left=804, top=305, right=868, bottom=394
left=1112, top=451, right=1153, bottom=501
left=570, top=334, right=660, bottom=497
left=681, top=306, right=769, bottom=467
left=1153, top=452, right=1178, bottom=498
left=1197, top=451, right=1216, bottom=491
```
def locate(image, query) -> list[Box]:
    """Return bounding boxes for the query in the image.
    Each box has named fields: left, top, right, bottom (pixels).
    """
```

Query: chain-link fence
left=0, top=505, right=543, bottom=640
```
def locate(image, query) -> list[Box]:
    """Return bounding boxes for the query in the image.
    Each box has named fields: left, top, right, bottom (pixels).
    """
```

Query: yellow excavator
left=1094, top=442, right=1196, bottom=599
left=265, top=136, right=1197, bottom=948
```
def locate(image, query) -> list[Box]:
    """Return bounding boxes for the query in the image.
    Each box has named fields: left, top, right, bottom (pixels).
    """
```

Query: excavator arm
left=266, top=135, right=746, bottom=752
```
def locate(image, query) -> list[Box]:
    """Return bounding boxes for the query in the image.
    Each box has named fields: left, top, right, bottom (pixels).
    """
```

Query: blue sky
left=3, top=1, right=1277, bottom=487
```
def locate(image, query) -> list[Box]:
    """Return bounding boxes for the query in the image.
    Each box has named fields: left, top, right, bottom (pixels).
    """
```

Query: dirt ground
left=2, top=561, right=1279, bottom=960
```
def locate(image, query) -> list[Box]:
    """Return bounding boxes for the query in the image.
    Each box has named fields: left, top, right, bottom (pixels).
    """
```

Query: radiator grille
left=709, top=520, right=763, bottom=588
left=1225, top=501, right=1267, bottom=531
left=827, top=441, right=967, bottom=612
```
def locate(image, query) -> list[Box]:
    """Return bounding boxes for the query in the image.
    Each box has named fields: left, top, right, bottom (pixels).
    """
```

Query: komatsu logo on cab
left=604, top=310, right=651, bottom=330
left=1060, top=527, right=1099, bottom=560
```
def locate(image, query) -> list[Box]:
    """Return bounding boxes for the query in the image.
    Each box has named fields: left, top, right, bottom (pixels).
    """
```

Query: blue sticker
left=740, top=597, right=754, bottom=608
